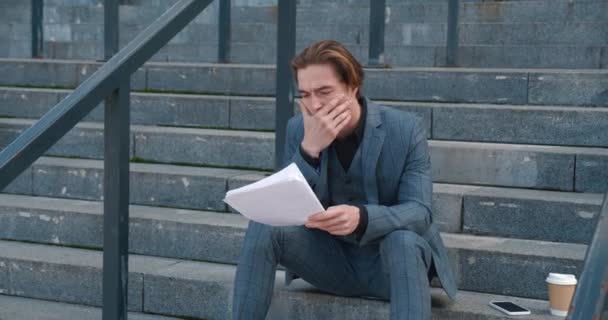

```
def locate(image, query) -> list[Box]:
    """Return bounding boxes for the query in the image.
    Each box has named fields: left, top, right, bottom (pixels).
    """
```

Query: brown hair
left=291, top=40, right=364, bottom=97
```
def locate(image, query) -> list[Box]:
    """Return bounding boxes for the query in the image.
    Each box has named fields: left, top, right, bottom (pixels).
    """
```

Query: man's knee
left=379, top=230, right=431, bottom=266
left=243, top=222, right=305, bottom=252
left=380, top=230, right=421, bottom=250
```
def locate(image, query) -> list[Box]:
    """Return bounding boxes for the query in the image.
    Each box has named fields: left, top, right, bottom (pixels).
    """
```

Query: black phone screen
left=492, top=302, right=529, bottom=312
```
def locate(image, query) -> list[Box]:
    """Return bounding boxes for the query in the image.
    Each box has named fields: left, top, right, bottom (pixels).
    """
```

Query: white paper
left=223, top=163, right=324, bottom=226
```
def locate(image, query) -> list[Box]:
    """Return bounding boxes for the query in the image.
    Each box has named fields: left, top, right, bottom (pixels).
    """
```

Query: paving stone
left=444, top=233, right=585, bottom=300
left=432, top=184, right=481, bottom=233
left=433, top=104, right=608, bottom=147
left=430, top=141, right=575, bottom=191
left=528, top=71, right=608, bottom=106
left=363, top=68, right=529, bottom=104
left=463, top=188, right=604, bottom=244
left=0, top=295, right=181, bottom=320
left=133, top=126, right=275, bottom=170
left=576, top=152, right=608, bottom=193
left=2, top=167, right=32, bottom=195
left=0, top=241, right=144, bottom=311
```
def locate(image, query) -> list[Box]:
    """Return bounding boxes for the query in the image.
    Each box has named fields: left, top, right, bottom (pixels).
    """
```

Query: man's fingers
left=307, top=209, right=342, bottom=223
left=333, top=112, right=352, bottom=131
left=311, top=216, right=348, bottom=230
left=326, top=98, right=353, bottom=121
left=318, top=94, right=347, bottom=116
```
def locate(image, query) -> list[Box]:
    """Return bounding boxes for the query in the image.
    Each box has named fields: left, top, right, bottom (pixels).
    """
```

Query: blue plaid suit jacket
left=281, top=97, right=458, bottom=300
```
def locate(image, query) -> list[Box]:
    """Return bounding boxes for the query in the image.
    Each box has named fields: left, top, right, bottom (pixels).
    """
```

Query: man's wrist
left=299, top=144, right=321, bottom=167
left=300, top=142, right=320, bottom=159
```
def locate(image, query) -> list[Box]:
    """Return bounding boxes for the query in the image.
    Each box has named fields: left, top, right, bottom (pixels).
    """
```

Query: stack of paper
left=223, top=163, right=324, bottom=226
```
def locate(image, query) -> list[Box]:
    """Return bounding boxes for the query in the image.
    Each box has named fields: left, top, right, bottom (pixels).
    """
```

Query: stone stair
left=1, top=0, right=607, bottom=68
left=0, top=0, right=607, bottom=318
left=0, top=57, right=606, bottom=318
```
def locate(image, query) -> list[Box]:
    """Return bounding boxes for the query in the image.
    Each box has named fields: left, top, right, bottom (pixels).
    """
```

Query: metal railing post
left=102, top=81, right=131, bottom=320
left=105, top=0, right=119, bottom=59
left=31, top=0, right=44, bottom=58
left=368, top=0, right=386, bottom=67
left=446, top=0, right=460, bottom=67
left=218, top=0, right=231, bottom=63
left=567, top=192, right=608, bottom=320
left=103, top=1, right=129, bottom=319
left=274, top=0, right=296, bottom=170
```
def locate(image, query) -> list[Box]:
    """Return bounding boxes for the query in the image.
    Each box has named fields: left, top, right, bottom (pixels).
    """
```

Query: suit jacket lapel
left=361, top=99, right=385, bottom=204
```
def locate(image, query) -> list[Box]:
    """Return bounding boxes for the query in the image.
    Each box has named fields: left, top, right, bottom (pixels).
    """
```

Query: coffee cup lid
left=546, top=273, right=577, bottom=285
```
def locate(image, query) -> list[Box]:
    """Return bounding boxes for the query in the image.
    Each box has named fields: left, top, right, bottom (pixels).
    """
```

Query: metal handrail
left=1, top=1, right=214, bottom=319
left=568, top=191, right=608, bottom=320
left=30, top=0, right=232, bottom=62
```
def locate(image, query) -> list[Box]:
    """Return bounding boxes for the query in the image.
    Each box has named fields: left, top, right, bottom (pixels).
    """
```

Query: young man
left=232, top=40, right=457, bottom=320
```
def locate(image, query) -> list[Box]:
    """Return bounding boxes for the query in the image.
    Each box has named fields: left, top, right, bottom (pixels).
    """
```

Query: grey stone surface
left=0, top=59, right=79, bottom=88
left=602, top=47, right=608, bottom=69
left=0, top=235, right=583, bottom=309
left=29, top=157, right=248, bottom=210
left=146, top=62, right=276, bottom=96
left=434, top=45, right=603, bottom=69
left=144, top=261, right=235, bottom=319
left=0, top=257, right=8, bottom=295
left=129, top=162, right=247, bottom=211
left=363, top=68, right=529, bottom=104
left=130, top=93, right=230, bottom=128
left=433, top=104, right=608, bottom=147
left=229, top=96, right=275, bottom=130
left=0, top=242, right=144, bottom=311
left=444, top=233, right=585, bottom=300
left=76, top=62, right=147, bottom=91
left=458, top=22, right=608, bottom=46
left=0, top=119, right=133, bottom=160
left=575, top=153, right=608, bottom=193
left=133, top=126, right=275, bottom=170
left=0, top=197, right=102, bottom=248
left=0, top=192, right=589, bottom=300
left=0, top=194, right=247, bottom=264
left=129, top=206, right=246, bottom=263
left=0, top=295, right=181, bottom=320
left=7, top=259, right=143, bottom=311
left=529, top=71, right=608, bottom=106
left=463, top=188, right=604, bottom=244
left=430, top=141, right=576, bottom=191
left=3, top=167, right=32, bottom=195
left=432, top=184, right=481, bottom=233
left=0, top=87, right=60, bottom=118
left=2, top=59, right=607, bottom=107
left=32, top=157, right=105, bottom=201
left=381, top=102, right=432, bottom=138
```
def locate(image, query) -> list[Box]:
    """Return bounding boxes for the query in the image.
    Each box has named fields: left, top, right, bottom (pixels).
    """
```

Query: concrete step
left=2, top=121, right=607, bottom=191
left=1, top=177, right=603, bottom=245
left=0, top=238, right=581, bottom=313
left=0, top=193, right=589, bottom=300
left=0, top=295, right=181, bottom=320
left=2, top=87, right=608, bottom=147
left=0, top=189, right=601, bottom=251
left=2, top=1, right=607, bottom=68
left=0, top=58, right=606, bottom=106
left=3, top=152, right=606, bottom=215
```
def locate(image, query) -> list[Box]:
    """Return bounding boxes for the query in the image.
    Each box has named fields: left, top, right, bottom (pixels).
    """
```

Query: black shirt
left=299, top=97, right=369, bottom=240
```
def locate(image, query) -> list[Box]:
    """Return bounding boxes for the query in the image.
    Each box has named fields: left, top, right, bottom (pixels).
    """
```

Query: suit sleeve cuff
left=299, top=144, right=321, bottom=168
left=352, top=205, right=368, bottom=240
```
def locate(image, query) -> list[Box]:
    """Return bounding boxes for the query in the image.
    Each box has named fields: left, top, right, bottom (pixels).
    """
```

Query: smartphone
left=489, top=301, right=531, bottom=316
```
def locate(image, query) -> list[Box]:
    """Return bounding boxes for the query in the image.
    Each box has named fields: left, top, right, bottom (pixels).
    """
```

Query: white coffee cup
left=545, top=273, right=577, bottom=317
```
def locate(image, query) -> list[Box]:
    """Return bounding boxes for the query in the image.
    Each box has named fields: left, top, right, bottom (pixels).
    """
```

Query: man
left=232, top=40, right=457, bottom=320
